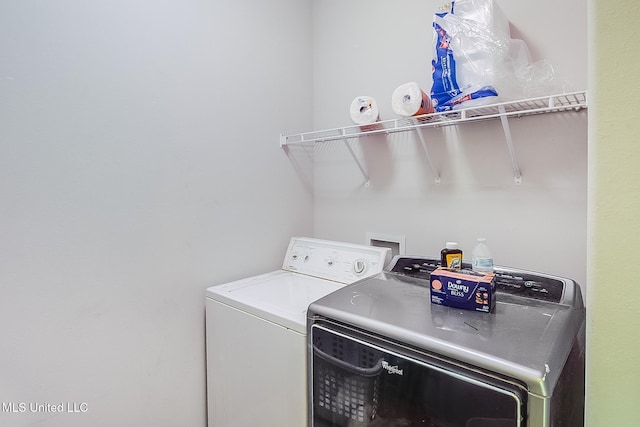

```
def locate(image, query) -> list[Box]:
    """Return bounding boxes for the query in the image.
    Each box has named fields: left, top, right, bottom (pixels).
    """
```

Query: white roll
left=350, top=96, right=380, bottom=125
left=391, top=82, right=434, bottom=117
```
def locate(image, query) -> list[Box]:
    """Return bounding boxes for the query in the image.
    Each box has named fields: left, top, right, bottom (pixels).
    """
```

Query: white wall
left=0, top=1, right=313, bottom=426
left=312, top=0, right=588, bottom=287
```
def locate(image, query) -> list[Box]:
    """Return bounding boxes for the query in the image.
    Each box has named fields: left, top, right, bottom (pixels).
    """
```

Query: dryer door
left=310, top=323, right=527, bottom=427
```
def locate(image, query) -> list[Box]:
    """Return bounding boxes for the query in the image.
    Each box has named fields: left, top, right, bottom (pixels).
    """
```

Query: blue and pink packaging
left=430, top=267, right=496, bottom=313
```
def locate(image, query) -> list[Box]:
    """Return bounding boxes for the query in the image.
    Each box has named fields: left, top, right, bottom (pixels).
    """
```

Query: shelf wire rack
left=280, top=91, right=587, bottom=185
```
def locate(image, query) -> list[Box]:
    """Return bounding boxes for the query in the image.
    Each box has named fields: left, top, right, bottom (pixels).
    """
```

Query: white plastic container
left=471, top=238, right=494, bottom=273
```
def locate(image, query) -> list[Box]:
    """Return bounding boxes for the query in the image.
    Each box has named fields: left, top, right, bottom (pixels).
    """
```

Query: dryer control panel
left=389, top=257, right=572, bottom=305
left=283, top=237, right=390, bottom=285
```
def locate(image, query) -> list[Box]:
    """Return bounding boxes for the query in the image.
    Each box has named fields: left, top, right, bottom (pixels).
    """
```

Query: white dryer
left=205, top=237, right=390, bottom=427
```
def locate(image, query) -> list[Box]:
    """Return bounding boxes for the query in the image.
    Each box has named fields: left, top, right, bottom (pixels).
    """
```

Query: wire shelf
left=280, top=91, right=587, bottom=146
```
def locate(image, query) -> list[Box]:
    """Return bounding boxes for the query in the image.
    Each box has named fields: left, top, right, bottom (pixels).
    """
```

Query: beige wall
left=587, top=0, right=640, bottom=425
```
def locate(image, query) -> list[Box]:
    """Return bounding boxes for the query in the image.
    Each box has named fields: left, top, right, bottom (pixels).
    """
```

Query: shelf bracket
left=341, top=135, right=370, bottom=187
left=499, top=106, right=522, bottom=184
left=414, top=128, right=441, bottom=184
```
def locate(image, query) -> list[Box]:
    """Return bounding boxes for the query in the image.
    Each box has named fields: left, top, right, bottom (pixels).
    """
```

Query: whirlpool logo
left=382, top=361, right=403, bottom=376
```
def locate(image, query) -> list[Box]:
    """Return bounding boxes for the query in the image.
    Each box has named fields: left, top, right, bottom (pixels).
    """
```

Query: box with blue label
left=429, top=267, right=496, bottom=313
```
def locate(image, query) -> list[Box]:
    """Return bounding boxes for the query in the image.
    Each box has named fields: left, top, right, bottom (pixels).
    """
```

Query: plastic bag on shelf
left=430, top=0, right=557, bottom=111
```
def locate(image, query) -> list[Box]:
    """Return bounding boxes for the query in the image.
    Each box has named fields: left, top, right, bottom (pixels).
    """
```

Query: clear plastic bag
left=430, top=0, right=557, bottom=111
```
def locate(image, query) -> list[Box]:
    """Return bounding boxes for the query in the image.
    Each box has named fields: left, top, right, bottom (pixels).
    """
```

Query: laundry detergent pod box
left=429, top=267, right=496, bottom=313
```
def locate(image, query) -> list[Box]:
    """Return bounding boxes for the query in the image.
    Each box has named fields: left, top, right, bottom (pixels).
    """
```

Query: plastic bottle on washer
left=440, top=242, right=463, bottom=269
left=471, top=238, right=494, bottom=273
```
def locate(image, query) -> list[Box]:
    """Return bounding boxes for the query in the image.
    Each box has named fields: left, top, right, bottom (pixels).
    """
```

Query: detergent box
left=429, top=267, right=496, bottom=313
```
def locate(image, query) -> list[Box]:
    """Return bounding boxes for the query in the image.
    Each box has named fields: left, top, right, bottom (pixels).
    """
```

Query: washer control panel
left=283, top=237, right=390, bottom=284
